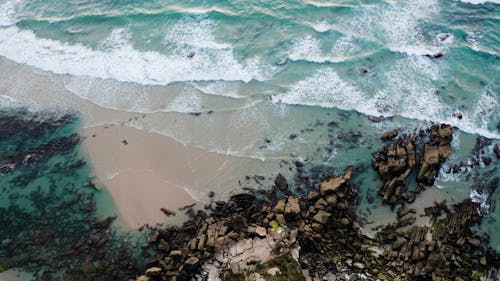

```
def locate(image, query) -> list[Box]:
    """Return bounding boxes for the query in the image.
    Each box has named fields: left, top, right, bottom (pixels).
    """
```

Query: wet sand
left=83, top=124, right=274, bottom=229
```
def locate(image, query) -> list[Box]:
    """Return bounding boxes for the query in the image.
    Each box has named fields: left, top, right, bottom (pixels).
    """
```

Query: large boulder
left=274, top=198, right=287, bottom=213
left=145, top=267, right=162, bottom=277
left=274, top=174, right=288, bottom=191
left=312, top=210, right=331, bottom=224
left=284, top=196, right=301, bottom=216
left=320, top=177, right=345, bottom=195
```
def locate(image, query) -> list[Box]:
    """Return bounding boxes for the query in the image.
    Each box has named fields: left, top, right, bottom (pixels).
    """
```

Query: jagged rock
left=158, top=239, right=170, bottom=252
left=380, top=129, right=399, bottom=141
left=437, top=33, right=451, bottom=41
left=423, top=145, right=440, bottom=166
left=341, top=218, right=350, bottom=225
left=285, top=196, right=301, bottom=216
left=482, top=156, right=492, bottom=165
left=136, top=275, right=150, bottom=281
left=373, top=125, right=453, bottom=208
left=267, top=267, right=281, bottom=276
left=255, top=226, right=267, bottom=237
left=307, top=189, right=320, bottom=201
left=92, top=216, right=116, bottom=229
left=83, top=262, right=96, bottom=275
left=148, top=231, right=159, bottom=243
left=312, top=210, right=331, bottom=224
left=145, top=267, right=162, bottom=277
left=453, top=111, right=463, bottom=119
left=170, top=250, right=182, bottom=257
left=426, top=52, right=443, bottom=59
left=275, top=174, right=288, bottom=191
left=494, top=144, right=500, bottom=158
left=467, top=238, right=481, bottom=247
left=325, top=194, right=337, bottom=205
left=185, top=256, right=199, bottom=266
left=276, top=214, right=286, bottom=225
left=314, top=198, right=328, bottom=210
left=397, top=207, right=415, bottom=218
left=320, top=177, right=345, bottom=195
left=353, top=262, right=365, bottom=270
left=274, top=198, right=287, bottom=213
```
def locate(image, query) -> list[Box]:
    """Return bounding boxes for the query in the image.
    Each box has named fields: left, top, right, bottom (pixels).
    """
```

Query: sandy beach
left=83, top=124, right=276, bottom=229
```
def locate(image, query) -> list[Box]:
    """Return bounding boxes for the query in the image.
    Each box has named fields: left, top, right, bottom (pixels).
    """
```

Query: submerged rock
left=275, top=173, right=288, bottom=191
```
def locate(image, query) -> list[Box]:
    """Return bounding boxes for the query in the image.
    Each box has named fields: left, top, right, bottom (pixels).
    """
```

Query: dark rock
left=161, top=208, right=176, bottom=217
left=482, top=156, right=492, bottom=165
left=379, top=129, right=399, bottom=141
left=452, top=111, right=463, bottom=119
left=284, top=196, right=301, bottom=217
left=494, top=144, right=500, bottom=158
left=145, top=267, right=162, bottom=277
left=426, top=52, right=443, bottom=59
left=312, top=210, right=331, bottom=224
left=275, top=174, right=288, bottom=191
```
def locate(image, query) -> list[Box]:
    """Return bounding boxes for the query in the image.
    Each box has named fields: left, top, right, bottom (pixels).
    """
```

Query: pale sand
left=83, top=124, right=272, bottom=229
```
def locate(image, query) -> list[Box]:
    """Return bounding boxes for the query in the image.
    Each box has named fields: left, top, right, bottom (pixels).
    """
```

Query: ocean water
left=0, top=0, right=499, bottom=276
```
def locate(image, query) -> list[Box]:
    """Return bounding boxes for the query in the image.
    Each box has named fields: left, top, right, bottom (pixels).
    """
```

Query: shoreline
left=82, top=124, right=279, bottom=229
left=0, top=108, right=498, bottom=281
left=130, top=124, right=500, bottom=281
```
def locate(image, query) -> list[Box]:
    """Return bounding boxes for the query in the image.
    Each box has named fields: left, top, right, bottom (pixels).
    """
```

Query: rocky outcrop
left=128, top=124, right=499, bottom=281
left=274, top=173, right=288, bottom=191
left=372, top=124, right=453, bottom=208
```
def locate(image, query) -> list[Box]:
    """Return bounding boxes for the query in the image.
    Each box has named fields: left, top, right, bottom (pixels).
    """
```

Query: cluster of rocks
left=448, top=136, right=499, bottom=175
left=136, top=167, right=363, bottom=281
left=372, top=124, right=453, bottom=208
left=375, top=198, right=499, bottom=280
left=134, top=123, right=499, bottom=281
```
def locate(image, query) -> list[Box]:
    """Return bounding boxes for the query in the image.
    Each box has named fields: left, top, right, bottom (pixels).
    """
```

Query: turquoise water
left=0, top=109, right=150, bottom=279
left=0, top=0, right=499, bottom=273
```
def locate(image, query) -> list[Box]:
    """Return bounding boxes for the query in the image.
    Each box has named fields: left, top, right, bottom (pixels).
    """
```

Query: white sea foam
left=276, top=53, right=500, bottom=139
left=458, top=0, right=500, bottom=4
left=0, top=0, right=21, bottom=26
left=333, top=0, right=441, bottom=56
left=163, top=90, right=203, bottom=113
left=0, top=1, right=269, bottom=85
left=302, top=0, right=356, bottom=8
left=190, top=81, right=243, bottom=99
left=311, top=20, right=331, bottom=33
left=469, top=189, right=490, bottom=216
left=0, top=94, right=19, bottom=107
left=289, top=35, right=368, bottom=63
left=272, top=68, right=378, bottom=114
left=164, top=17, right=231, bottom=50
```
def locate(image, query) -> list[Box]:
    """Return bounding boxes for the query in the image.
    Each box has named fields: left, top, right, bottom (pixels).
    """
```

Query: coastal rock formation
left=133, top=124, right=500, bottom=281
left=372, top=124, right=453, bottom=208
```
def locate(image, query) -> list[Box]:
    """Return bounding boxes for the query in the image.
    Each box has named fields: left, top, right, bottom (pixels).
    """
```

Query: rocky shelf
left=132, top=124, right=499, bottom=281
